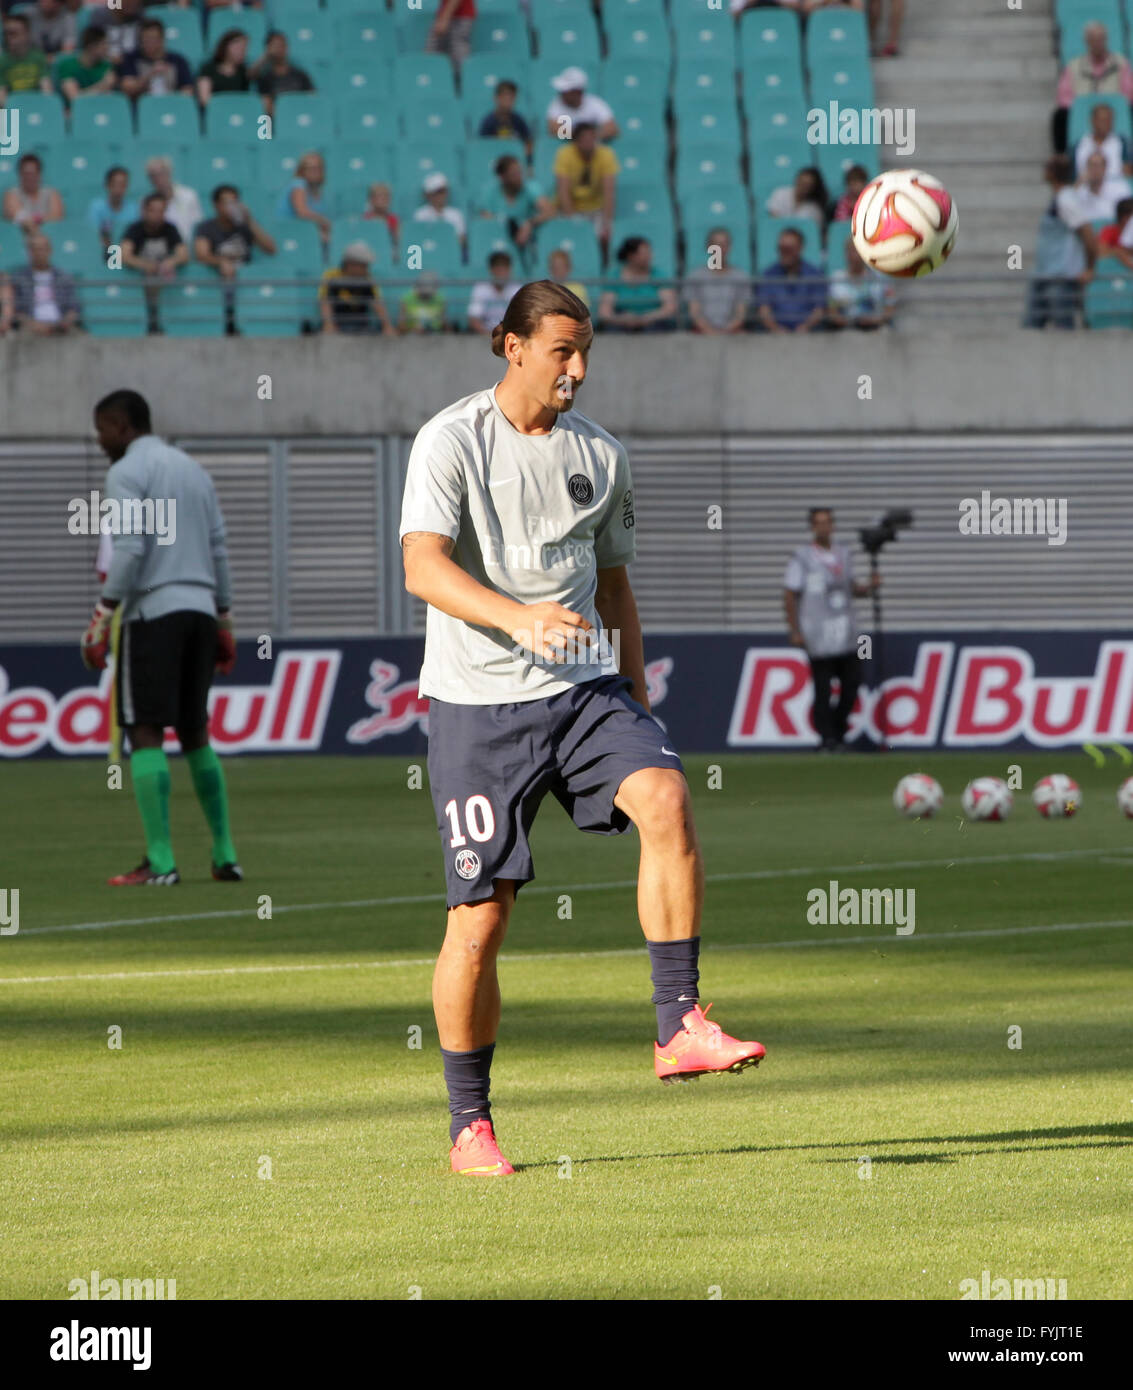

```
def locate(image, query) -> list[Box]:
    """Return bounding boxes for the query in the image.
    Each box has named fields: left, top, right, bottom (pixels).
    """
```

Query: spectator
left=476, top=154, right=553, bottom=260
left=319, top=241, right=395, bottom=336
left=249, top=31, right=313, bottom=117
left=833, top=164, right=870, bottom=221
left=193, top=183, right=275, bottom=278
left=144, top=156, right=202, bottom=245
left=1023, top=155, right=1097, bottom=330
left=827, top=238, right=896, bottom=329
left=363, top=183, right=399, bottom=248
left=767, top=166, right=830, bottom=230
left=1053, top=23, right=1133, bottom=153
left=86, top=164, right=138, bottom=248
left=1074, top=102, right=1132, bottom=183
left=0, top=12, right=52, bottom=96
left=55, top=24, right=115, bottom=103
left=1075, top=148, right=1129, bottom=221
left=2, top=152, right=64, bottom=229
left=757, top=227, right=828, bottom=334
left=554, top=122, right=619, bottom=250
left=467, top=250, right=521, bottom=334
left=118, top=18, right=194, bottom=98
left=1098, top=195, right=1133, bottom=268
left=545, top=66, right=617, bottom=142
left=0, top=270, right=12, bottom=335
left=121, top=191, right=188, bottom=280
left=28, top=0, right=77, bottom=57
left=277, top=151, right=331, bottom=245
left=413, top=170, right=467, bottom=247
left=88, top=0, right=143, bottom=67
left=427, top=0, right=475, bottom=73
left=548, top=246, right=589, bottom=308
left=685, top=227, right=750, bottom=334
left=868, top=0, right=904, bottom=58
left=597, top=236, right=677, bottom=332
left=478, top=79, right=532, bottom=150
left=398, top=269, right=447, bottom=333
left=197, top=28, right=249, bottom=106
left=10, top=232, right=80, bottom=334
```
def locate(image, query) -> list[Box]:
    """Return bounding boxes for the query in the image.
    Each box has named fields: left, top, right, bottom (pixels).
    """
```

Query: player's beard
left=551, top=379, right=579, bottom=412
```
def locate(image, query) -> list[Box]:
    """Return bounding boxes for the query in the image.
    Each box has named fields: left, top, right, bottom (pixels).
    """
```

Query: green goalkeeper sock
left=185, top=745, right=238, bottom=865
left=130, top=748, right=175, bottom=874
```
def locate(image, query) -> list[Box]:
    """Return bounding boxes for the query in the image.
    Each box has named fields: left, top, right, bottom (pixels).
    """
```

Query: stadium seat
left=672, top=97, right=742, bottom=151
left=335, top=94, right=399, bottom=144
left=531, top=12, right=601, bottom=69
left=477, top=0, right=525, bottom=12
left=206, top=7, right=267, bottom=52
left=6, top=92, right=65, bottom=145
left=1084, top=273, right=1133, bottom=325
left=52, top=141, right=121, bottom=196
left=79, top=276, right=149, bottom=337
left=326, top=220, right=396, bottom=279
left=247, top=141, right=311, bottom=201
left=326, top=141, right=395, bottom=194
left=467, top=218, right=518, bottom=274
left=601, top=57, right=670, bottom=114
left=809, top=63, right=876, bottom=110
left=814, top=141, right=878, bottom=196
left=609, top=212, right=676, bottom=275
left=805, top=8, right=871, bottom=64
left=470, top=14, right=532, bottom=60
left=399, top=95, right=466, bottom=144
left=616, top=93, right=669, bottom=143
left=62, top=181, right=102, bottom=222
left=741, top=62, right=806, bottom=109
left=333, top=11, right=395, bottom=67
left=675, top=145, right=742, bottom=202
left=618, top=177, right=673, bottom=222
left=394, top=56, right=458, bottom=106
left=157, top=265, right=228, bottom=337
left=235, top=279, right=313, bottom=338
left=1068, top=93, right=1133, bottom=145
left=205, top=94, right=265, bottom=144
left=278, top=16, right=335, bottom=71
left=739, top=7, right=802, bottom=69
left=824, top=217, right=853, bottom=270
left=47, top=218, right=106, bottom=275
left=529, top=0, right=592, bottom=25
left=605, top=0, right=665, bottom=17
left=394, top=8, right=440, bottom=56
left=754, top=214, right=822, bottom=270
left=745, top=94, right=809, bottom=142
left=395, top=141, right=464, bottom=198
left=673, top=55, right=738, bottom=107
left=461, top=55, right=534, bottom=115
left=147, top=5, right=204, bottom=69
left=261, top=218, right=327, bottom=276
left=122, top=140, right=195, bottom=194
left=273, top=94, right=334, bottom=146
left=614, top=139, right=667, bottom=184
left=749, top=136, right=810, bottom=202
left=604, top=14, right=672, bottom=66
left=398, top=220, right=464, bottom=278
left=670, top=3, right=739, bottom=68
left=188, top=145, right=253, bottom=201
left=69, top=94, right=133, bottom=145
left=466, top=138, right=527, bottom=197
left=137, top=94, right=200, bottom=143
left=535, top=217, right=601, bottom=277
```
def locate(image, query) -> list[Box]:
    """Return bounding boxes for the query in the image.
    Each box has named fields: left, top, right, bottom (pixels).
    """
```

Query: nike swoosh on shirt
left=488, top=476, right=520, bottom=487
left=661, top=746, right=679, bottom=757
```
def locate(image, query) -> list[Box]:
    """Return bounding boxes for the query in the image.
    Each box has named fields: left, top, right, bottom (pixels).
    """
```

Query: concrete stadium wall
left=0, top=331, right=1127, bottom=437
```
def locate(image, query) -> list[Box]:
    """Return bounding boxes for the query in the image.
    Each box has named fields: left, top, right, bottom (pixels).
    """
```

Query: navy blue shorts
left=426, top=674, right=685, bottom=908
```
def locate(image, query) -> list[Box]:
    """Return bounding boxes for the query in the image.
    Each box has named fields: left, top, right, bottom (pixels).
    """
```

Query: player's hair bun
left=490, top=321, right=507, bottom=358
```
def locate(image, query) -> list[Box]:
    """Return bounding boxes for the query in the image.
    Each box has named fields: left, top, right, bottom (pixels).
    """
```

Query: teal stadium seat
left=79, top=276, right=149, bottom=337
left=278, top=16, right=335, bottom=71
left=825, top=217, right=853, bottom=269
left=395, top=142, right=464, bottom=198
left=394, top=56, right=457, bottom=106
left=675, top=144, right=742, bottom=203
left=814, top=141, right=878, bottom=196
left=263, top=218, right=327, bottom=276
left=333, top=54, right=386, bottom=102
left=0, top=217, right=24, bottom=271
left=739, top=7, right=802, bottom=71
left=235, top=279, right=313, bottom=338
left=1068, top=93, right=1133, bottom=144
left=604, top=14, right=671, bottom=66
left=158, top=265, right=228, bottom=337
left=326, top=142, right=396, bottom=195
left=755, top=214, right=822, bottom=270
left=328, top=219, right=396, bottom=273
left=395, top=7, right=441, bottom=57
left=123, top=140, right=195, bottom=193
left=53, top=140, right=119, bottom=192
left=467, top=218, right=518, bottom=273
left=188, top=145, right=253, bottom=200
left=462, top=55, right=534, bottom=116
left=7, top=92, right=65, bottom=145
left=749, top=136, right=809, bottom=202
left=687, top=181, right=752, bottom=227
left=809, top=61, right=876, bottom=111
left=619, top=177, right=673, bottom=221
left=805, top=8, right=871, bottom=64
left=605, top=0, right=665, bottom=18
left=333, top=11, right=395, bottom=70
left=205, top=94, right=264, bottom=144
left=532, top=13, right=601, bottom=69
left=206, top=7, right=267, bottom=52
left=616, top=93, right=668, bottom=143
left=532, top=135, right=567, bottom=189
left=1084, top=273, right=1133, bottom=325
left=742, top=62, right=806, bottom=109
left=673, top=55, right=738, bottom=108
left=671, top=2, right=739, bottom=68
left=609, top=212, right=676, bottom=276
left=137, top=94, right=200, bottom=143
left=601, top=57, right=670, bottom=115
left=146, top=5, right=204, bottom=69
left=400, top=94, right=466, bottom=144
left=477, top=0, right=525, bottom=12
left=535, top=217, right=601, bottom=277
left=470, top=14, right=532, bottom=61
left=273, top=94, right=335, bottom=146
left=247, top=141, right=309, bottom=201
left=672, top=97, right=742, bottom=152
left=335, top=94, right=398, bottom=143
left=529, top=0, right=592, bottom=25
left=615, top=138, right=667, bottom=184
left=398, top=220, right=464, bottom=279
left=46, top=218, right=105, bottom=274
left=70, top=94, right=133, bottom=145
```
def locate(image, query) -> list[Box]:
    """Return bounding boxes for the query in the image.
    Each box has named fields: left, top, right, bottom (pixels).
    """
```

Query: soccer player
left=399, top=281, right=765, bottom=1178
left=783, top=507, right=879, bottom=751
left=79, top=389, right=242, bottom=886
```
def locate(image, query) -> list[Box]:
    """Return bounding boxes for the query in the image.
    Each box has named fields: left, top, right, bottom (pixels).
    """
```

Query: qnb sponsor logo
left=958, top=491, right=1068, bottom=547
left=67, top=491, right=177, bottom=546
left=0, top=651, right=339, bottom=757
left=958, top=1270, right=1068, bottom=1300
left=807, top=101, right=915, bottom=157
left=347, top=660, right=430, bottom=743
left=806, top=880, right=914, bottom=935
left=50, top=1321, right=152, bottom=1371
left=0, top=108, right=18, bottom=157
left=68, top=1270, right=176, bottom=1301
left=480, top=536, right=595, bottom=571
left=728, top=640, right=1133, bottom=748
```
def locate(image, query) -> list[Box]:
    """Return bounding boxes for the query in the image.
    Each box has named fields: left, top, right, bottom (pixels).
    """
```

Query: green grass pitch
left=1, top=752, right=1130, bottom=1300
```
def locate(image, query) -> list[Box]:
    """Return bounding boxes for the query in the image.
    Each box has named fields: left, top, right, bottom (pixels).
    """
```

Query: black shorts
left=427, top=673, right=686, bottom=908
left=116, top=609, right=217, bottom=732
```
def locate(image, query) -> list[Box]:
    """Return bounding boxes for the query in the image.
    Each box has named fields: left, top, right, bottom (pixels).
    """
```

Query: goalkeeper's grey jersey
left=100, top=434, right=232, bottom=624
left=399, top=384, right=636, bottom=704
left=783, top=542, right=857, bottom=658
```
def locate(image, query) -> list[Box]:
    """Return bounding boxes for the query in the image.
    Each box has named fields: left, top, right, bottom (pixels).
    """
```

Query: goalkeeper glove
left=80, top=601, right=115, bottom=671
left=216, top=610, right=236, bottom=675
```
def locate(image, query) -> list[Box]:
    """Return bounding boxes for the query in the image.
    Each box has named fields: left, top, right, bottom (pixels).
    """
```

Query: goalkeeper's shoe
left=654, top=1003, right=765, bottom=1084
left=211, top=861, right=244, bottom=882
left=108, top=858, right=180, bottom=887
left=449, top=1119, right=515, bottom=1177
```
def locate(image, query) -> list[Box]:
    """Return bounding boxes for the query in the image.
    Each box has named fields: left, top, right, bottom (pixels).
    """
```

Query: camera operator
left=783, top=506, right=880, bottom=751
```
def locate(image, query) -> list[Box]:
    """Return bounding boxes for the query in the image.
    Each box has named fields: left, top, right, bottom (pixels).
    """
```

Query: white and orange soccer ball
left=962, top=777, right=1013, bottom=822
left=1116, top=777, right=1133, bottom=818
left=851, top=169, right=958, bottom=277
left=893, top=773, right=943, bottom=819
left=1032, top=774, right=1081, bottom=818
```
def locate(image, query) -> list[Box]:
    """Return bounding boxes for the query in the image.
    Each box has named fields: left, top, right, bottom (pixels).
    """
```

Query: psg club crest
left=568, top=474, right=594, bottom=506
left=454, top=849, right=481, bottom=880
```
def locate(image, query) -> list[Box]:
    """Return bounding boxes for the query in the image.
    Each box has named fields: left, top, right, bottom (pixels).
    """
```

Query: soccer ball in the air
left=1032, top=774, right=1081, bottom=818
left=893, top=773, right=944, bottom=818
left=1117, top=777, right=1133, bottom=818
left=962, top=777, right=1013, bottom=821
left=851, top=169, right=959, bottom=277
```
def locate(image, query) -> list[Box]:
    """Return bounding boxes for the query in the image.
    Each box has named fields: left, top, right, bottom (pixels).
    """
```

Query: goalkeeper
left=80, top=389, right=242, bottom=886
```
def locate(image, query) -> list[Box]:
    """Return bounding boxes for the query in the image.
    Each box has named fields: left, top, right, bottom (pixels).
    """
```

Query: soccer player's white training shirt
left=399, top=383, right=636, bottom=704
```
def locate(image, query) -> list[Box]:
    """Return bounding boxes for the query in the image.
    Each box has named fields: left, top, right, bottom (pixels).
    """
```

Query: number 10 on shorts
left=444, top=795, right=496, bottom=846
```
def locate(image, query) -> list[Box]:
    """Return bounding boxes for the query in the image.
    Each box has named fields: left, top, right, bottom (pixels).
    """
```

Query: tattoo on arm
left=401, top=532, right=455, bottom=559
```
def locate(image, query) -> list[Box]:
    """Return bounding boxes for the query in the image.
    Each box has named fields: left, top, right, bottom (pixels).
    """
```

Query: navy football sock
left=648, top=936, right=701, bottom=1045
left=441, top=1043, right=496, bottom=1144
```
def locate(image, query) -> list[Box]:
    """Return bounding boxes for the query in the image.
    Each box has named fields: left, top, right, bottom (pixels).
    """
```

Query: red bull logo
left=347, top=661, right=431, bottom=743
